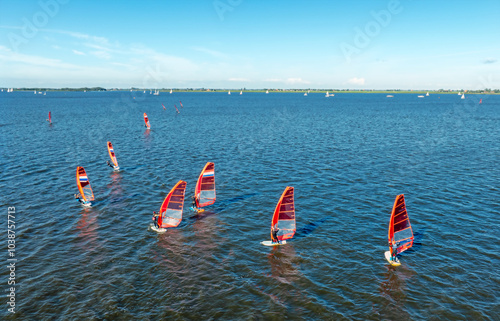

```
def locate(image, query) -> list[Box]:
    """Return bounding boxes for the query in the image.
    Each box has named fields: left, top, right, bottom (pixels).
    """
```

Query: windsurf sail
left=388, top=194, right=414, bottom=255
left=162, top=103, right=166, bottom=110
left=158, top=180, right=187, bottom=228
left=76, top=166, right=94, bottom=202
left=179, top=101, right=183, bottom=108
left=144, top=113, right=150, bottom=128
left=479, top=99, right=482, bottom=104
left=174, top=104, right=180, bottom=114
left=107, top=141, right=119, bottom=168
left=271, top=186, right=296, bottom=241
left=47, top=111, right=51, bottom=123
left=194, top=162, right=216, bottom=208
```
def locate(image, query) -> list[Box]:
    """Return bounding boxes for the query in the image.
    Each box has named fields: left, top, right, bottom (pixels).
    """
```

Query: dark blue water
left=1, top=91, right=499, bottom=320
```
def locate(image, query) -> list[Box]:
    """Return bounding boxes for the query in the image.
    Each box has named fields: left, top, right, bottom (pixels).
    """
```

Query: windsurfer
left=106, top=160, right=114, bottom=168
left=271, top=226, right=280, bottom=244
left=152, top=211, right=160, bottom=228
left=191, top=195, right=198, bottom=210
left=391, top=242, right=399, bottom=262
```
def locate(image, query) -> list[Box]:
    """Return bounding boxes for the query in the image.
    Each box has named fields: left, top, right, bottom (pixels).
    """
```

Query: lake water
left=1, top=91, right=499, bottom=320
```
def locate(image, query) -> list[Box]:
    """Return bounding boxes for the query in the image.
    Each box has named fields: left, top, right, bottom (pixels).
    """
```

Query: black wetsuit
left=272, top=228, right=279, bottom=243
left=191, top=196, right=197, bottom=208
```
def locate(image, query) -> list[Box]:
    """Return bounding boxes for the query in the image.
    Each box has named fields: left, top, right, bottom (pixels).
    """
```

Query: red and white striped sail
left=158, top=180, right=187, bottom=228
left=143, top=112, right=150, bottom=128
left=107, top=141, right=119, bottom=167
left=76, top=166, right=94, bottom=202
left=271, top=186, right=296, bottom=241
left=194, top=162, right=216, bottom=208
left=388, top=194, right=414, bottom=255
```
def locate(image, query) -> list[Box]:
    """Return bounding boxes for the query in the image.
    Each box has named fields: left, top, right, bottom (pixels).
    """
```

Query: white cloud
left=192, top=46, right=228, bottom=59
left=90, top=51, right=111, bottom=59
left=228, top=78, right=248, bottom=82
left=285, top=77, right=310, bottom=85
left=72, top=50, right=85, bottom=56
left=347, top=77, right=365, bottom=85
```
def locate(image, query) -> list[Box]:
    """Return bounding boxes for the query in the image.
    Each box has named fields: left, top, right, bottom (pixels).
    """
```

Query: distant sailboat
left=386, top=95, right=394, bottom=98
left=304, top=92, right=308, bottom=96
left=426, top=92, right=429, bottom=96
left=458, top=92, right=461, bottom=95
left=34, top=90, right=36, bottom=94
left=153, top=89, right=159, bottom=95
left=170, top=89, right=173, bottom=94
left=418, top=95, right=424, bottom=98
left=325, top=91, right=329, bottom=97
left=240, top=90, right=242, bottom=95
left=266, top=90, right=269, bottom=94
left=228, top=91, right=231, bottom=95
left=461, top=94, right=465, bottom=99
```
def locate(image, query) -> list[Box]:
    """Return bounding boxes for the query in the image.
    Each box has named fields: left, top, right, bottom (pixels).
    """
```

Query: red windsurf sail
left=143, top=113, right=150, bottom=128
left=194, top=162, right=216, bottom=208
left=179, top=101, right=183, bottom=108
left=162, top=103, right=166, bottom=110
left=479, top=99, right=482, bottom=104
left=388, top=194, right=414, bottom=255
left=76, top=166, right=94, bottom=202
left=107, top=141, right=119, bottom=167
left=174, top=104, right=180, bottom=114
left=48, top=111, right=51, bottom=124
left=158, top=180, right=187, bottom=228
left=270, top=186, right=296, bottom=241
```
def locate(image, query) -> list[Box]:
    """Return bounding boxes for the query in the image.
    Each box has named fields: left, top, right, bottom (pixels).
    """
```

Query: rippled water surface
left=1, top=91, right=499, bottom=320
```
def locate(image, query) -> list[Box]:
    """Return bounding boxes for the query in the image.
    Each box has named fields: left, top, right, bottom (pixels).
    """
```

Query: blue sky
left=0, top=0, right=499, bottom=89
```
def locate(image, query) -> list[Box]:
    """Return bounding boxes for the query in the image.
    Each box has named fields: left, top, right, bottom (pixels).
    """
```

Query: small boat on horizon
left=228, top=91, right=231, bottom=95
left=386, top=95, right=394, bottom=98
left=418, top=95, right=424, bottom=98
left=461, top=94, right=465, bottom=99
left=426, top=92, right=429, bottom=96
left=266, top=90, right=269, bottom=94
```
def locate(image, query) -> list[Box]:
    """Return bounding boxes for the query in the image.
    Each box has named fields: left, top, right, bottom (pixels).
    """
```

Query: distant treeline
left=3, top=87, right=499, bottom=93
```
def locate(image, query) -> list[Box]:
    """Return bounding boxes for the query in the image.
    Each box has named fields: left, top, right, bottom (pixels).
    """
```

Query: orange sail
left=194, top=162, right=216, bottom=208
left=144, top=112, right=150, bottom=128
left=107, top=141, right=119, bottom=168
left=270, top=186, right=296, bottom=241
left=76, top=166, right=94, bottom=202
left=388, top=194, right=414, bottom=255
left=158, top=180, right=187, bottom=228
